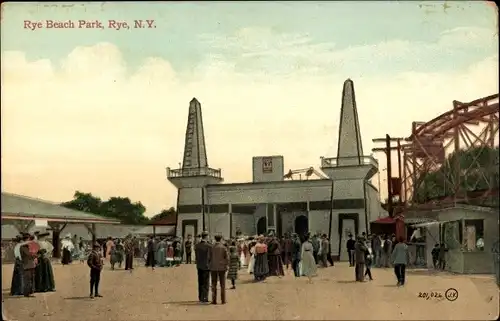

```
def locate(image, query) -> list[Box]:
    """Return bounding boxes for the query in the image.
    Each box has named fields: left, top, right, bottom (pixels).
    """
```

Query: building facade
left=167, top=79, right=382, bottom=260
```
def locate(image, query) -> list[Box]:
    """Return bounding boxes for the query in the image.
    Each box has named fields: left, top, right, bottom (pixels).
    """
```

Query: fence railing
left=166, top=167, right=222, bottom=178
left=321, top=156, right=379, bottom=168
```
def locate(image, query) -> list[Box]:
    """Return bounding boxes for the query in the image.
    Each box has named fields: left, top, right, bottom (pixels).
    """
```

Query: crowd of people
left=8, top=229, right=417, bottom=301
left=190, top=231, right=340, bottom=305
left=8, top=231, right=144, bottom=299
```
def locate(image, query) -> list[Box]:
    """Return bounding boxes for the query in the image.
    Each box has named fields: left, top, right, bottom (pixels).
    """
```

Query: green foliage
left=415, top=146, right=499, bottom=205
left=150, top=207, right=176, bottom=222
left=61, top=191, right=150, bottom=225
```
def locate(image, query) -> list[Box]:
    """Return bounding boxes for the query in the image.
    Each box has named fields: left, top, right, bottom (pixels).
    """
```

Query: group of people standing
left=192, top=231, right=338, bottom=306
left=10, top=232, right=55, bottom=297
left=346, top=233, right=409, bottom=286
left=101, top=235, right=138, bottom=271
left=245, top=233, right=331, bottom=283
left=143, top=236, right=185, bottom=269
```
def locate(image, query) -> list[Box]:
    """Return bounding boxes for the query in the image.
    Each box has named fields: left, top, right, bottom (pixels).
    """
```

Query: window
left=441, top=220, right=462, bottom=250
left=408, top=227, right=426, bottom=243
left=464, top=219, right=485, bottom=251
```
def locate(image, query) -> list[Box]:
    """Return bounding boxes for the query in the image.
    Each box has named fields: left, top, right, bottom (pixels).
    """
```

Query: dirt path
left=2, top=262, right=498, bottom=320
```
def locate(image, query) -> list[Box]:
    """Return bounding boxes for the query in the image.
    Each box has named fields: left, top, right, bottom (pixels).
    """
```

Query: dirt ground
left=2, top=261, right=498, bottom=320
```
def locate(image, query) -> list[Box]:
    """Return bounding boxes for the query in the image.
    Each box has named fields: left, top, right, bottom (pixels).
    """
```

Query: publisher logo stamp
left=444, top=288, right=458, bottom=301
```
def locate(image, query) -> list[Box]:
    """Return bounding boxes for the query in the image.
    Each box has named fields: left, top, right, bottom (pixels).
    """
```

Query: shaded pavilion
left=147, top=214, right=176, bottom=237
left=1, top=192, right=120, bottom=257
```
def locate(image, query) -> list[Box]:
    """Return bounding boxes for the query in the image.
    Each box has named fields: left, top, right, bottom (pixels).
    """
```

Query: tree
left=100, top=197, right=149, bottom=225
left=61, top=191, right=103, bottom=214
left=415, top=146, right=499, bottom=205
left=61, top=191, right=150, bottom=225
left=150, top=207, right=176, bottom=222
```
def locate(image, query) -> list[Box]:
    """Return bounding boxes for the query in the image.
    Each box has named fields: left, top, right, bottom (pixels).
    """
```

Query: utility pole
left=328, top=178, right=335, bottom=242
left=372, top=134, right=406, bottom=217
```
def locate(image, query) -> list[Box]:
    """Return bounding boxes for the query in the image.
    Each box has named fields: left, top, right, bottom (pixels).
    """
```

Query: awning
left=405, top=217, right=436, bottom=225
left=372, top=216, right=395, bottom=224
left=411, top=220, right=453, bottom=228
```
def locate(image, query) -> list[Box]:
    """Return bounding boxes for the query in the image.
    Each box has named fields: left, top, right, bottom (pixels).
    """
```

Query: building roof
left=1, top=192, right=120, bottom=224
left=148, top=215, right=176, bottom=226
left=134, top=225, right=176, bottom=236
left=1, top=223, right=141, bottom=241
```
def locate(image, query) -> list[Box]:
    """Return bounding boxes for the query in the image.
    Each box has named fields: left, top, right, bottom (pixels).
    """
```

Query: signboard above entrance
left=262, top=157, right=273, bottom=173
left=252, top=155, right=284, bottom=182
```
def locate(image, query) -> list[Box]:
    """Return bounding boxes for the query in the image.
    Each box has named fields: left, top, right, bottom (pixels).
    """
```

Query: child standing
left=87, top=243, right=103, bottom=298
left=227, top=242, right=239, bottom=289
left=431, top=244, right=440, bottom=269
left=79, top=243, right=89, bottom=264
left=166, top=242, right=174, bottom=267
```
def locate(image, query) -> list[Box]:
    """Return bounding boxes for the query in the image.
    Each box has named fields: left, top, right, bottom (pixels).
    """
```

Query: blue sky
left=2, top=2, right=497, bottom=77
left=1, top=2, right=498, bottom=214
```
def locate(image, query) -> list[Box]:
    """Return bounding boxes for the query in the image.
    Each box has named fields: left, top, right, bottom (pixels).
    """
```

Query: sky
left=1, top=1, right=498, bottom=216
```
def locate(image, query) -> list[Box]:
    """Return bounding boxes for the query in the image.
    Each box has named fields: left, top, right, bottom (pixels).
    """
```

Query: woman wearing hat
left=10, top=235, right=25, bottom=296
left=300, top=233, right=317, bottom=283
left=34, top=232, right=55, bottom=292
left=252, top=235, right=269, bottom=282
left=61, top=234, right=75, bottom=265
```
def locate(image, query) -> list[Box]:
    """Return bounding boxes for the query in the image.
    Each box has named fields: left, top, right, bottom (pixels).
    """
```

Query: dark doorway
left=257, top=217, right=267, bottom=235
left=182, top=220, right=198, bottom=240
left=294, top=215, right=308, bottom=240
left=337, top=213, right=359, bottom=261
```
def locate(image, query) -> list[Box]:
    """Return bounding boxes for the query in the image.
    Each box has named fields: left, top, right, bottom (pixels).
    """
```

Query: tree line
left=61, top=191, right=176, bottom=225
left=415, top=146, right=499, bottom=206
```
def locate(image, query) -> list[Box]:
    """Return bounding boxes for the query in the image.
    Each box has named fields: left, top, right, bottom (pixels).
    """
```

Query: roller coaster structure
left=374, top=93, right=499, bottom=212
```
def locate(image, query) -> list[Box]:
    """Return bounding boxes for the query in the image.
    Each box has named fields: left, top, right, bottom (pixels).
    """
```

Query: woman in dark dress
left=267, top=237, right=285, bottom=277
left=227, top=242, right=239, bottom=289
left=10, top=236, right=24, bottom=296
left=253, top=236, right=269, bottom=282
left=35, top=233, right=56, bottom=292
left=145, top=236, right=156, bottom=269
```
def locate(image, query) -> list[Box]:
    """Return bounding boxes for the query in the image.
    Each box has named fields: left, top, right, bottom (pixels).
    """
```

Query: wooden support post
left=49, top=222, right=66, bottom=258
left=92, top=223, right=96, bottom=244
left=83, top=223, right=97, bottom=244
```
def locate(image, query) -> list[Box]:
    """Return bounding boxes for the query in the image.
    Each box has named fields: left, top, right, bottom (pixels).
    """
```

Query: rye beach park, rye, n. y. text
left=24, top=19, right=156, bottom=30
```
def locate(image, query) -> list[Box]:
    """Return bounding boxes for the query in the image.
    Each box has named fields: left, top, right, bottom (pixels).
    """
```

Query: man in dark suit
left=195, top=231, right=212, bottom=303
left=354, top=235, right=368, bottom=282
left=209, top=234, right=229, bottom=305
left=346, top=234, right=356, bottom=267
left=20, top=233, right=36, bottom=297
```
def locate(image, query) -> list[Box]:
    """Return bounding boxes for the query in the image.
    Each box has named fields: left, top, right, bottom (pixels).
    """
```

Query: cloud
left=197, top=26, right=497, bottom=76
left=1, top=37, right=498, bottom=214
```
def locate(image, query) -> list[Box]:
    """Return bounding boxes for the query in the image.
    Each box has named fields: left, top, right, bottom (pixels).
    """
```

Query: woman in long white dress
left=300, top=234, right=317, bottom=283
left=247, top=243, right=256, bottom=274
left=61, top=234, right=75, bottom=265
